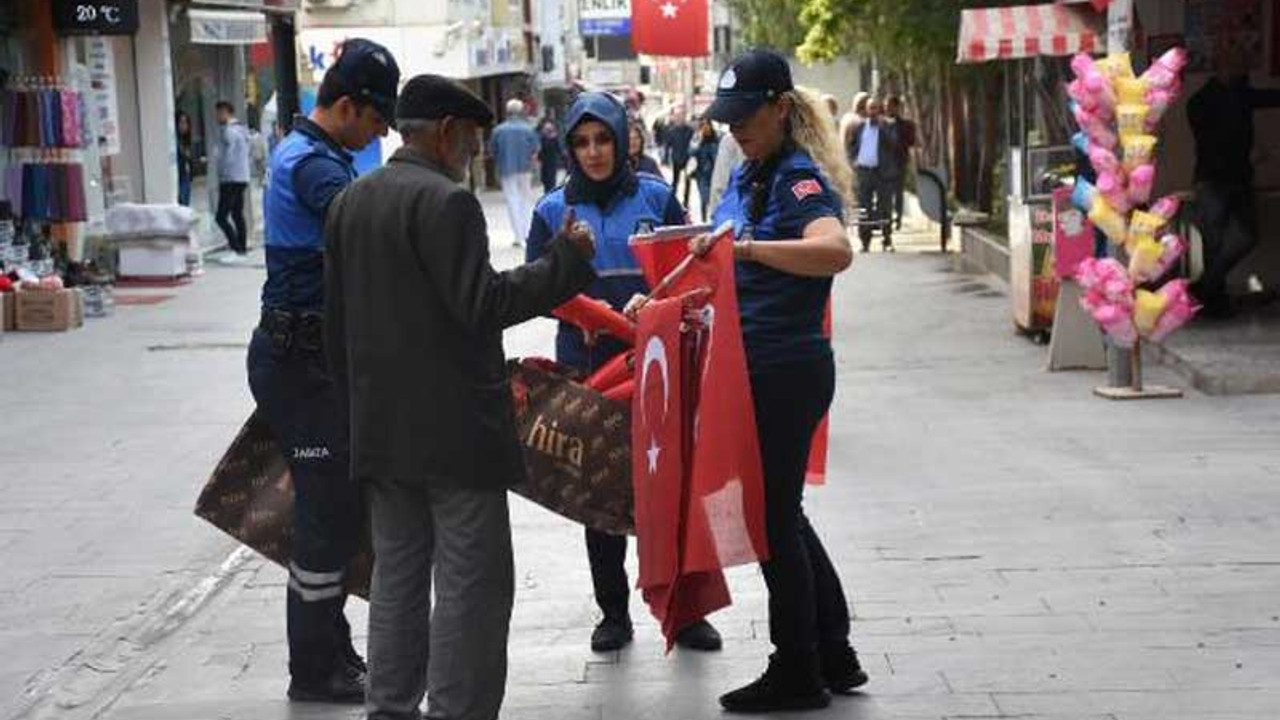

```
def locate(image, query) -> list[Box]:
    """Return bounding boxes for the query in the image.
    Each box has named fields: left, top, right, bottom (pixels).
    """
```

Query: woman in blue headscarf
left=525, top=91, right=723, bottom=655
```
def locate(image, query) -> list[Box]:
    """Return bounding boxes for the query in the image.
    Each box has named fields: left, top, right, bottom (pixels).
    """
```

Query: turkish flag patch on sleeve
left=790, top=179, right=822, bottom=201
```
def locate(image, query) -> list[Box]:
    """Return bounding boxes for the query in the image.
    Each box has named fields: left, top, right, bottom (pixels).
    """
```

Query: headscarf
left=562, top=92, right=636, bottom=207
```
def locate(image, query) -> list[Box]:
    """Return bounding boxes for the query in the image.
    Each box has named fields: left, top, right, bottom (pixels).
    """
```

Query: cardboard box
left=15, top=289, right=84, bottom=331
left=118, top=238, right=188, bottom=279
left=1, top=292, right=13, bottom=333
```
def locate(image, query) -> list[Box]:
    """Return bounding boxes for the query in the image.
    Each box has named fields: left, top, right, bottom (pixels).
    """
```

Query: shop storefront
left=0, top=1, right=153, bottom=277
left=169, top=0, right=300, bottom=250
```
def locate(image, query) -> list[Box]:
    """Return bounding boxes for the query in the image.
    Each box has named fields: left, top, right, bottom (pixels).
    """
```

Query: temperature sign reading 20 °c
left=53, top=0, right=141, bottom=36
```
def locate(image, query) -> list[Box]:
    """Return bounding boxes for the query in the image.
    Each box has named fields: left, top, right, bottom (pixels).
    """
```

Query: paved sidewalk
left=3, top=195, right=1279, bottom=720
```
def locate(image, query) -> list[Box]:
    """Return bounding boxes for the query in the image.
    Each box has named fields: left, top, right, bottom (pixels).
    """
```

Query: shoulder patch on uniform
left=790, top=179, right=823, bottom=201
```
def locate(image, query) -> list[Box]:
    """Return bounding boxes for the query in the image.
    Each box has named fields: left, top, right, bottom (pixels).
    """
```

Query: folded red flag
left=806, top=300, right=833, bottom=485
left=584, top=350, right=632, bottom=392
left=601, top=380, right=634, bottom=403
left=552, top=295, right=637, bottom=346
left=629, top=223, right=711, bottom=289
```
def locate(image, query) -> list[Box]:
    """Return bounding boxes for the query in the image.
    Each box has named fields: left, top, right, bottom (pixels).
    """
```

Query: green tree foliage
left=732, top=0, right=1039, bottom=212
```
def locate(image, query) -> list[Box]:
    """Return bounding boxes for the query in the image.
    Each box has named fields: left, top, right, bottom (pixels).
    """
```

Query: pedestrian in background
left=708, top=131, right=744, bottom=214
left=489, top=99, right=541, bottom=247
left=250, top=37, right=400, bottom=705
left=691, top=117, right=720, bottom=221
left=527, top=91, right=723, bottom=656
left=1187, top=45, right=1280, bottom=317
left=628, top=117, right=663, bottom=177
left=176, top=111, right=194, bottom=207
left=215, top=100, right=251, bottom=263
left=665, top=106, right=695, bottom=200
left=537, top=118, right=562, bottom=193
left=838, top=91, right=870, bottom=153
left=847, top=97, right=896, bottom=252
left=704, top=48, right=866, bottom=714
left=325, top=75, right=597, bottom=720
left=885, top=95, right=917, bottom=231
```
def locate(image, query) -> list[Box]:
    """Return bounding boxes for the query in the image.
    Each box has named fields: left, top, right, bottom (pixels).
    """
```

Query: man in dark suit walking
left=324, top=74, right=597, bottom=720
left=846, top=97, right=897, bottom=252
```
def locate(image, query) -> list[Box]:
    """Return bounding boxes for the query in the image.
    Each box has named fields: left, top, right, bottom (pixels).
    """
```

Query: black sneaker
left=821, top=644, right=869, bottom=694
left=720, top=653, right=831, bottom=713
left=287, top=664, right=366, bottom=704
left=342, top=641, right=368, bottom=676
left=674, top=619, right=722, bottom=652
left=590, top=616, right=634, bottom=652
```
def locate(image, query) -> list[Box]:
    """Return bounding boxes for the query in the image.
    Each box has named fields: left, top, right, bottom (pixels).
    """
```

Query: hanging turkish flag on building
left=631, top=0, right=710, bottom=57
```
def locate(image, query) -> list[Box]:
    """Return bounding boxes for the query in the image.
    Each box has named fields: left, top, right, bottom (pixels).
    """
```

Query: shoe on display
left=720, top=653, right=831, bottom=713
left=674, top=619, right=723, bottom=652
left=590, top=615, right=634, bottom=653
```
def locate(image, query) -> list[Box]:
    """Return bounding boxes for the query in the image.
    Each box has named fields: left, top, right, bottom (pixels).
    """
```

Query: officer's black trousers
left=751, top=354, right=852, bottom=662
left=585, top=527, right=630, bottom=621
left=248, top=328, right=361, bottom=683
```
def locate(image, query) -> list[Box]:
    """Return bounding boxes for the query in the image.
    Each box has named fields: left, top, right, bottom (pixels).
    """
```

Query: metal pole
left=1104, top=0, right=1136, bottom=390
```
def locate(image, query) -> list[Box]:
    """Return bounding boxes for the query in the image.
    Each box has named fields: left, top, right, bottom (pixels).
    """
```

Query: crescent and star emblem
left=640, top=335, right=671, bottom=475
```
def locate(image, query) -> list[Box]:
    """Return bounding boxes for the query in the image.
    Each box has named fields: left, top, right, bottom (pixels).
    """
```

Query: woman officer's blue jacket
left=526, top=93, right=686, bottom=371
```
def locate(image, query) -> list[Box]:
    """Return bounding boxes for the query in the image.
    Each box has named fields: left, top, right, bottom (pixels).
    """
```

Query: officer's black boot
left=591, top=614, right=634, bottom=652
left=287, top=662, right=366, bottom=704
left=820, top=642, right=870, bottom=694
left=674, top=619, right=723, bottom=651
left=720, top=652, right=831, bottom=713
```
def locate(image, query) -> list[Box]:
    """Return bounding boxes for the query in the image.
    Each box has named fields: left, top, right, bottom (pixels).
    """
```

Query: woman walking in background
left=691, top=117, right=720, bottom=221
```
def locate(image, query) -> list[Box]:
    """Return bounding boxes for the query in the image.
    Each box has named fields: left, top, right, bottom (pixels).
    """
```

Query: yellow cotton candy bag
left=1089, top=197, right=1129, bottom=246
left=1129, top=210, right=1167, bottom=240
left=1121, top=134, right=1158, bottom=171
left=1116, top=78, right=1149, bottom=106
left=1133, top=289, right=1169, bottom=336
left=1129, top=236, right=1164, bottom=281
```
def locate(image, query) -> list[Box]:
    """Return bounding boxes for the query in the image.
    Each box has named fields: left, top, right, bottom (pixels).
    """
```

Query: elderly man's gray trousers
left=365, top=478, right=515, bottom=720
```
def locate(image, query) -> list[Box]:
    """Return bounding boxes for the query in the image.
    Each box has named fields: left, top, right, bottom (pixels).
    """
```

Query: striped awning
left=957, top=3, right=1104, bottom=64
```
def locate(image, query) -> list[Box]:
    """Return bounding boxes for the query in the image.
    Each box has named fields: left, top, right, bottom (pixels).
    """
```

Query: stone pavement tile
left=993, top=689, right=1280, bottom=718
left=891, top=648, right=1179, bottom=694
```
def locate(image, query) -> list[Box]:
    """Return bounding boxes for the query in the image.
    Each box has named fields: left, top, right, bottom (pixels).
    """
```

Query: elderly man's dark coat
left=324, top=148, right=596, bottom=489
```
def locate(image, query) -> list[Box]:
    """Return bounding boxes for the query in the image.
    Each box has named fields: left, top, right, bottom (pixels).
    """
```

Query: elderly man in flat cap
left=323, top=75, right=597, bottom=720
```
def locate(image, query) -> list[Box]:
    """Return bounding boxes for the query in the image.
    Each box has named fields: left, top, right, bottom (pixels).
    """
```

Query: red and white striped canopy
left=957, top=3, right=1104, bottom=64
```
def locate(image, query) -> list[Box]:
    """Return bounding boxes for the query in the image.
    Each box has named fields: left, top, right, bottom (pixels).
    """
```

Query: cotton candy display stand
left=1066, top=48, right=1197, bottom=400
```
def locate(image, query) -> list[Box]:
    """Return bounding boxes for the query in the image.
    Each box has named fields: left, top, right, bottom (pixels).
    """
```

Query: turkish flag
left=633, top=296, right=689, bottom=627
left=670, top=236, right=769, bottom=573
left=630, top=223, right=712, bottom=287
left=631, top=226, right=769, bottom=647
left=631, top=0, right=710, bottom=58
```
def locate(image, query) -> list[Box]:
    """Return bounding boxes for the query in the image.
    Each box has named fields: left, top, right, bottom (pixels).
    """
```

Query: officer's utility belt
left=259, top=308, right=324, bottom=355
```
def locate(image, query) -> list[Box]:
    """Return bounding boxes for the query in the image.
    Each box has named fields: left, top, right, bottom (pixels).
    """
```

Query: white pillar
left=135, top=0, right=178, bottom=205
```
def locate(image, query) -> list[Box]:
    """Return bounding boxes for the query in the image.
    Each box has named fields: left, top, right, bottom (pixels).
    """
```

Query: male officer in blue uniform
left=247, top=38, right=399, bottom=704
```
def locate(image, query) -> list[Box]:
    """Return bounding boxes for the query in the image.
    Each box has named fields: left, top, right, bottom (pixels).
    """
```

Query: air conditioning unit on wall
left=305, top=0, right=357, bottom=10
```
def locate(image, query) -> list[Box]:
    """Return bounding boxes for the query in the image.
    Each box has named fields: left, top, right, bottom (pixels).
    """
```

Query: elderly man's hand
left=560, top=208, right=596, bottom=259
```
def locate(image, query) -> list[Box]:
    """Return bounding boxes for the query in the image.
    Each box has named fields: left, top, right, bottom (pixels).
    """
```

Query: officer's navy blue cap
left=396, top=74, right=495, bottom=127
left=329, top=38, right=401, bottom=126
left=706, top=49, right=794, bottom=124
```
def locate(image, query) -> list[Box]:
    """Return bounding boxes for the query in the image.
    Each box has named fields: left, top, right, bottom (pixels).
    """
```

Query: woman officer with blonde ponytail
left=697, top=49, right=866, bottom=713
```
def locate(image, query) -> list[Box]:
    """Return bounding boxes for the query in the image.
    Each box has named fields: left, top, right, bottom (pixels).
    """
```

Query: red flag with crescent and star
left=632, top=296, right=689, bottom=630
left=631, top=0, right=709, bottom=57
left=630, top=226, right=769, bottom=647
